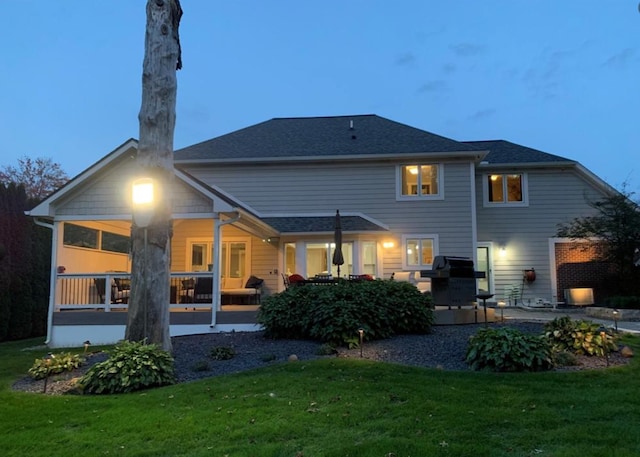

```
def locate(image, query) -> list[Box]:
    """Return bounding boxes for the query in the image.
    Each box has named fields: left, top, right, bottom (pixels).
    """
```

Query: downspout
left=210, top=211, right=241, bottom=328
left=32, top=217, right=57, bottom=346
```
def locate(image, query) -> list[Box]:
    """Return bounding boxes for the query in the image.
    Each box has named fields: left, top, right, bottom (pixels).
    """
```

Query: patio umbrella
left=332, top=210, right=344, bottom=277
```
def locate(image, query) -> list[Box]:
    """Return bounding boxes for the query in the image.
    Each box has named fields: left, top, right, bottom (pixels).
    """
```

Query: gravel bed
left=13, top=320, right=629, bottom=394
left=171, top=321, right=546, bottom=382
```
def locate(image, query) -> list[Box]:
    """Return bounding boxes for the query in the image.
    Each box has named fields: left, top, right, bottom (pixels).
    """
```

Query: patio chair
left=94, top=277, right=130, bottom=304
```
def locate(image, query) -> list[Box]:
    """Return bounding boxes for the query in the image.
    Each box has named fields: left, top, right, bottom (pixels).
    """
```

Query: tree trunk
left=125, top=0, right=182, bottom=352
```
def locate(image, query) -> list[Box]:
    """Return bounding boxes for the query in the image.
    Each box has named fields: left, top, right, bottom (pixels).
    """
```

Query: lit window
left=398, top=164, right=442, bottom=199
left=485, top=173, right=528, bottom=206
left=402, top=235, right=438, bottom=269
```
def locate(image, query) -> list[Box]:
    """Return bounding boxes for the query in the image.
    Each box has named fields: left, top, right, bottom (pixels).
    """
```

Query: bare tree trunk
left=126, top=0, right=182, bottom=352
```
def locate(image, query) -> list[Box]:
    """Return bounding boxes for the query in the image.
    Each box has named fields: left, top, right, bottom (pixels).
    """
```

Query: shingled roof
left=174, top=115, right=480, bottom=161
left=464, top=140, right=573, bottom=165
left=261, top=215, right=388, bottom=234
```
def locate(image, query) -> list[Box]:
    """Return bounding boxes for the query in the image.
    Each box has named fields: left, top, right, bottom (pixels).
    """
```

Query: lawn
left=1, top=334, right=639, bottom=457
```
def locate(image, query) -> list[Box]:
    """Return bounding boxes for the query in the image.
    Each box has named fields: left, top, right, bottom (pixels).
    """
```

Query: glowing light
left=382, top=241, right=394, bottom=249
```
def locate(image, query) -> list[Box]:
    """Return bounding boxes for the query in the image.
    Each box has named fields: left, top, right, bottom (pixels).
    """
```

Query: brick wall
left=555, top=242, right=616, bottom=303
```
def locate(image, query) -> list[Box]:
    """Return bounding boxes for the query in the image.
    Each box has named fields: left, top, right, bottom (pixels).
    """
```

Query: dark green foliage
left=28, top=352, right=85, bottom=380
left=544, top=316, right=617, bottom=356
left=553, top=350, right=579, bottom=367
left=257, top=279, right=433, bottom=346
left=466, top=327, right=554, bottom=372
left=605, top=295, right=640, bottom=309
left=0, top=183, right=51, bottom=341
left=260, top=353, right=277, bottom=362
left=316, top=343, right=338, bottom=356
left=210, top=346, right=236, bottom=360
left=79, top=340, right=175, bottom=394
left=191, top=360, right=210, bottom=372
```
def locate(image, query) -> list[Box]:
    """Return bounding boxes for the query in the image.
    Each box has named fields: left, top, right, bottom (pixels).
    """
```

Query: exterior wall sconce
left=382, top=241, right=394, bottom=249
left=499, top=247, right=507, bottom=257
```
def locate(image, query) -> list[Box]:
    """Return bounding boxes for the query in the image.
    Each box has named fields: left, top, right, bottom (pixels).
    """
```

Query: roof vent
left=349, top=120, right=354, bottom=130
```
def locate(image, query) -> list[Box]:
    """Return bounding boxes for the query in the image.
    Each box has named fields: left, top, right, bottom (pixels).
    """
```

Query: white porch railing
left=55, top=272, right=215, bottom=312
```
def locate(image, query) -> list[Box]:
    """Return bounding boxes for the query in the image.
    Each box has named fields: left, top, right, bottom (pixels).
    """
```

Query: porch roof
left=260, top=215, right=388, bottom=234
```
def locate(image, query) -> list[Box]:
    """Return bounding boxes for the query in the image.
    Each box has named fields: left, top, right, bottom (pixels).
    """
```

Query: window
left=63, top=223, right=129, bottom=254
left=186, top=238, right=250, bottom=278
left=63, top=223, right=98, bottom=249
left=402, top=234, right=439, bottom=269
left=101, top=232, right=130, bottom=254
left=398, top=164, right=443, bottom=199
left=485, top=173, right=528, bottom=206
left=305, top=242, right=353, bottom=277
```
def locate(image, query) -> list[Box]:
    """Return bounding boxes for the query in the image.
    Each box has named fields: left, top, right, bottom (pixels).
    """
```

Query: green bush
left=257, top=279, right=433, bottom=346
left=466, top=327, right=554, bottom=372
left=79, top=340, right=175, bottom=394
left=210, top=346, right=236, bottom=360
left=544, top=316, right=617, bottom=356
left=605, top=296, right=640, bottom=309
left=28, top=352, right=85, bottom=380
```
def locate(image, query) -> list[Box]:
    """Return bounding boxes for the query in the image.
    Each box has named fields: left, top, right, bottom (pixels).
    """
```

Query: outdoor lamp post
left=358, top=328, right=364, bottom=357
left=43, top=352, right=54, bottom=393
left=83, top=340, right=91, bottom=354
left=497, top=301, right=506, bottom=323
left=612, top=309, right=619, bottom=333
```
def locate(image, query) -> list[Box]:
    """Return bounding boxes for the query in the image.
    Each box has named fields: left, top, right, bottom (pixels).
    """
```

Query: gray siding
left=183, top=160, right=476, bottom=274
left=476, top=168, right=607, bottom=302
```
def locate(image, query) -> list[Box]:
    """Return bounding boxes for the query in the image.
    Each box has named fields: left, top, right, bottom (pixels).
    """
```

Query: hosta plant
left=466, top=327, right=554, bottom=372
left=28, top=352, right=85, bottom=380
left=79, top=340, right=175, bottom=394
left=544, top=316, right=617, bottom=356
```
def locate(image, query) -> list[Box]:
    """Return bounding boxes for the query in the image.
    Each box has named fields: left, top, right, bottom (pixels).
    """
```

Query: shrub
left=28, top=352, right=85, bottom=380
left=191, top=360, right=210, bottom=372
left=257, top=279, right=433, bottom=346
left=605, top=296, right=640, bottom=310
left=544, top=316, right=617, bottom=356
left=211, top=346, right=236, bottom=360
left=466, top=327, right=554, bottom=372
left=79, top=340, right=175, bottom=394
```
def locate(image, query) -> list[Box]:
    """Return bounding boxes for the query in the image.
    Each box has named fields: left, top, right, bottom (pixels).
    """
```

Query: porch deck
left=53, top=305, right=260, bottom=326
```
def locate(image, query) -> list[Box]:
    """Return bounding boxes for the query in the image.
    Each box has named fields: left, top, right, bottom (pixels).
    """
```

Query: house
left=28, top=114, right=615, bottom=347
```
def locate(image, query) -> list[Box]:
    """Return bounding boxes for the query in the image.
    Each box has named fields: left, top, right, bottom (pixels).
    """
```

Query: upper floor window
left=484, top=173, right=528, bottom=207
left=397, top=164, right=443, bottom=200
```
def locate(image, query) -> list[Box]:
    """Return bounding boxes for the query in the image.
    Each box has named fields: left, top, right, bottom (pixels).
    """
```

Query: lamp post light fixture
left=83, top=340, right=91, bottom=354
left=600, top=331, right=609, bottom=367
left=357, top=328, right=365, bottom=357
left=612, top=309, right=619, bottom=333
left=43, top=352, right=54, bottom=393
left=497, top=301, right=506, bottom=323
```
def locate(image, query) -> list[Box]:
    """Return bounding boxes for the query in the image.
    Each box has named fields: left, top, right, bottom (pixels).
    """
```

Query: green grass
left=2, top=335, right=640, bottom=456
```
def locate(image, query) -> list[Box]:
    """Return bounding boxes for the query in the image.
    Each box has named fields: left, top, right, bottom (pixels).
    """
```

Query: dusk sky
left=1, top=1, right=639, bottom=192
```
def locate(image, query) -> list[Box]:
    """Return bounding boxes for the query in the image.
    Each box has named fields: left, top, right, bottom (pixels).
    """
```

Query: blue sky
left=1, top=1, right=639, bottom=191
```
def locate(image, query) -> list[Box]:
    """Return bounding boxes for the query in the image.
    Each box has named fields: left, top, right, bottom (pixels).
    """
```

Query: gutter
left=32, top=217, right=56, bottom=346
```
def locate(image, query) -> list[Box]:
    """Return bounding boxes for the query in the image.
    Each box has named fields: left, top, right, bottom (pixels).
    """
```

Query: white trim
left=470, top=162, right=479, bottom=265
left=477, top=242, right=495, bottom=294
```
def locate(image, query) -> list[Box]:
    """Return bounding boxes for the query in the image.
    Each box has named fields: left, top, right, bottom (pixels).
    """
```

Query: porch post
left=44, top=220, right=60, bottom=345
left=210, top=215, right=222, bottom=326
